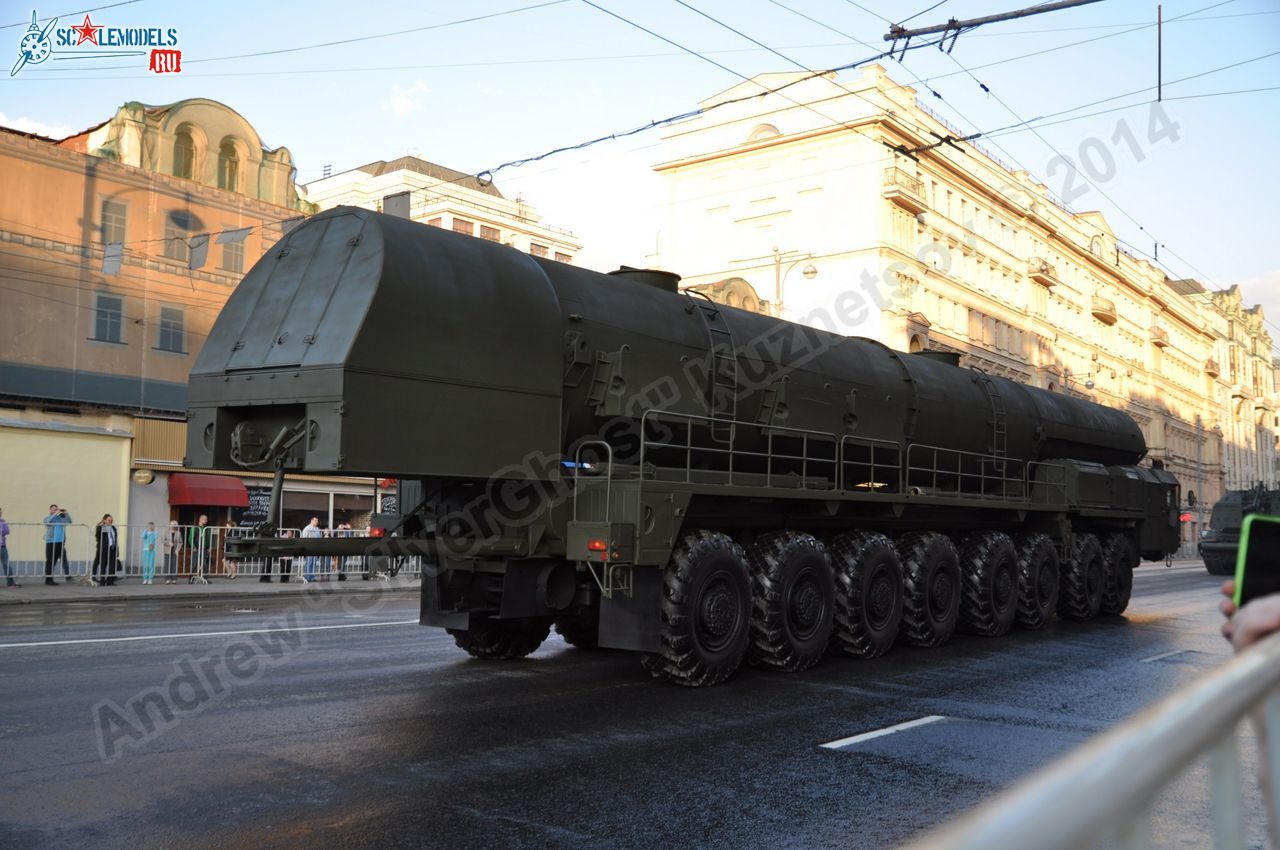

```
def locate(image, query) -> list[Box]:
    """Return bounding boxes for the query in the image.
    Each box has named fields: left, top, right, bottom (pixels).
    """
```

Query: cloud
left=0, top=112, right=76, bottom=139
left=381, top=80, right=430, bottom=118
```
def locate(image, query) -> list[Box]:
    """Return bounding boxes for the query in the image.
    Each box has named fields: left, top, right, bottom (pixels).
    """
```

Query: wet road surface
left=0, top=562, right=1264, bottom=848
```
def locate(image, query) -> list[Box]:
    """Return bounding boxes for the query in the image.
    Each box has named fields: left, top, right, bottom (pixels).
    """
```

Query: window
left=217, top=140, right=239, bottom=191
left=530, top=243, right=549, bottom=258
left=173, top=129, right=194, bottom=179
left=93, top=294, right=124, bottom=343
left=163, top=218, right=189, bottom=262
left=156, top=307, right=185, bottom=352
left=479, top=225, right=500, bottom=242
left=101, top=199, right=127, bottom=244
left=220, top=233, right=244, bottom=273
left=554, top=252, right=572, bottom=263
left=452, top=218, right=473, bottom=236
left=426, top=217, right=442, bottom=228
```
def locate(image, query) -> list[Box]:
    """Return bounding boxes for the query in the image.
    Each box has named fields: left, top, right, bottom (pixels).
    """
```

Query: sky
left=2, top=0, right=1278, bottom=328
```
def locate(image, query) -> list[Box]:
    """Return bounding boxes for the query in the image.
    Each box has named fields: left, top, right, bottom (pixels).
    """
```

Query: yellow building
left=0, top=99, right=381, bottom=569
left=653, top=66, right=1276, bottom=553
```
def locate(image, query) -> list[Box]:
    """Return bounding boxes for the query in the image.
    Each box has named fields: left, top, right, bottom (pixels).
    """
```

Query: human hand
left=1223, top=590, right=1280, bottom=653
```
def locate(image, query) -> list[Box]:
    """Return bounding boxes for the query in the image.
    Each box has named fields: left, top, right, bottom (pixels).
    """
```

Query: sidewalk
left=0, top=574, right=420, bottom=605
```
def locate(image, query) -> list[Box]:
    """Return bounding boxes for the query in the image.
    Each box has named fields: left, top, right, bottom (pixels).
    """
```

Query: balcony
left=882, top=167, right=928, bottom=215
left=1149, top=325, right=1170, bottom=347
left=1205, top=358, right=1220, bottom=378
left=1091, top=295, right=1117, bottom=325
left=1027, top=257, right=1061, bottom=288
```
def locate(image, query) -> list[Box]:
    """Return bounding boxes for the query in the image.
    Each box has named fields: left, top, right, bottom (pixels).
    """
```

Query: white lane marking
left=820, top=715, right=948, bottom=750
left=0, top=619, right=419, bottom=649
left=1140, top=648, right=1192, bottom=663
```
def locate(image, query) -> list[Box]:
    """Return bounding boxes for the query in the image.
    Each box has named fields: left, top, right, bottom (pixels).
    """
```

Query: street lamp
left=772, top=246, right=818, bottom=319
left=1062, top=369, right=1095, bottom=393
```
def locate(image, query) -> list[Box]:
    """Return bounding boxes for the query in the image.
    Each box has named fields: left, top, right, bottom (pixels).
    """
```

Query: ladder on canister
left=693, top=301, right=739, bottom=443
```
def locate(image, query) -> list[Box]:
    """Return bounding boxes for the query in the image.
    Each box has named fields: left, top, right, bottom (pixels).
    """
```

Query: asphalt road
left=0, top=561, right=1265, bottom=849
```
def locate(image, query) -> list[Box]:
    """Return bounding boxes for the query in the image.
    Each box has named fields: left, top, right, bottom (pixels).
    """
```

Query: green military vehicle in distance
left=1199, top=484, right=1279, bottom=575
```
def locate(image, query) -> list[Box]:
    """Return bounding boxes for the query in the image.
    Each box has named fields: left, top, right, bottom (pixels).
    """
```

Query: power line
left=0, top=0, right=144, bottom=30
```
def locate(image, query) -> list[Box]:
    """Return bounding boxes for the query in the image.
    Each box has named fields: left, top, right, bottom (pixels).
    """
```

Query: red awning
left=168, top=473, right=249, bottom=507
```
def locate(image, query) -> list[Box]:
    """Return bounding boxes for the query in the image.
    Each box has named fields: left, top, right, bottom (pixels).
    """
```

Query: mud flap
left=598, top=566, right=662, bottom=652
left=419, top=569, right=469, bottom=629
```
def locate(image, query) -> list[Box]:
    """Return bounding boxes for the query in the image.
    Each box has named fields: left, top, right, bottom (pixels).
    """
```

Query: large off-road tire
left=1014, top=533, right=1059, bottom=630
left=828, top=532, right=902, bottom=658
left=1058, top=533, right=1105, bottom=621
left=1101, top=533, right=1137, bottom=616
left=1204, top=552, right=1237, bottom=576
left=554, top=607, right=600, bottom=649
left=447, top=617, right=552, bottom=659
left=640, top=530, right=752, bottom=687
left=957, top=532, right=1019, bottom=637
left=745, top=531, right=835, bottom=672
left=897, top=532, right=961, bottom=648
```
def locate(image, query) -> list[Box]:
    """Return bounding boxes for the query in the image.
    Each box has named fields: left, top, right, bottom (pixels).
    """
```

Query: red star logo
left=71, top=14, right=102, bottom=46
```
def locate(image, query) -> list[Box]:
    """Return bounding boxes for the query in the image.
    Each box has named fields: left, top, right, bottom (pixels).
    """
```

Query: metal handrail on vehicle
left=837, top=434, right=904, bottom=493
left=900, top=631, right=1280, bottom=850
left=638, top=409, right=839, bottom=490
left=905, top=443, right=1026, bottom=501
left=571, top=440, right=614, bottom=522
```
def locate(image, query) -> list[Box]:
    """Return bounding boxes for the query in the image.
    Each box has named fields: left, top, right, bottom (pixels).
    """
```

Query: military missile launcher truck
left=187, top=208, right=1179, bottom=686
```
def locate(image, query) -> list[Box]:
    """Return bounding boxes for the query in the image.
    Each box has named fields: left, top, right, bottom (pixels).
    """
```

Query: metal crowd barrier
left=0, top=522, right=424, bottom=583
left=899, top=630, right=1280, bottom=850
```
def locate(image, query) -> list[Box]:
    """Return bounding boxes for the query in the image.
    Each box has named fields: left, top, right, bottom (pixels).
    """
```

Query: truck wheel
left=746, top=531, right=835, bottom=672
left=640, top=530, right=752, bottom=687
left=958, top=532, right=1018, bottom=637
left=897, top=532, right=961, bottom=648
left=1204, top=553, right=1236, bottom=576
left=828, top=532, right=902, bottom=658
left=1059, top=533, right=1105, bottom=621
left=1014, top=533, right=1059, bottom=630
left=555, top=607, right=600, bottom=649
left=1101, top=534, right=1137, bottom=616
left=447, top=617, right=552, bottom=659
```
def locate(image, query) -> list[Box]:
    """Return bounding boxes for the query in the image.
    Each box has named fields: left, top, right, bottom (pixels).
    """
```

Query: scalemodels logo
left=11, top=9, right=182, bottom=77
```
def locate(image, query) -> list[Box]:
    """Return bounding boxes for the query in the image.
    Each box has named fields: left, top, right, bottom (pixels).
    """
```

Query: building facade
left=653, top=65, right=1277, bottom=553
left=303, top=155, right=581, bottom=262
left=0, top=98, right=373, bottom=569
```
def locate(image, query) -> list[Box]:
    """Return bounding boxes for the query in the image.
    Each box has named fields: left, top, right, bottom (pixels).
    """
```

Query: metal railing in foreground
left=899, top=631, right=1280, bottom=850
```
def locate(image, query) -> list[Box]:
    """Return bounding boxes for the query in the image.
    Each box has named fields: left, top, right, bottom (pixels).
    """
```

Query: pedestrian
left=91, top=514, right=119, bottom=587
left=163, top=520, right=182, bottom=584
left=187, top=514, right=213, bottom=584
left=43, top=504, right=72, bottom=585
left=221, top=521, right=238, bottom=579
left=337, top=521, right=353, bottom=582
left=301, top=516, right=322, bottom=583
left=278, top=529, right=294, bottom=583
left=0, top=507, right=15, bottom=588
left=140, top=521, right=158, bottom=585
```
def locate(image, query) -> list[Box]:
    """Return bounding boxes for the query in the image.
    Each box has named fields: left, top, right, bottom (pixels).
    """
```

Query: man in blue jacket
left=43, top=504, right=72, bottom=585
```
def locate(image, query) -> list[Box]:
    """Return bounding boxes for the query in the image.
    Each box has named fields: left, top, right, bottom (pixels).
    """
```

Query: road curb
left=0, top=582, right=419, bottom=606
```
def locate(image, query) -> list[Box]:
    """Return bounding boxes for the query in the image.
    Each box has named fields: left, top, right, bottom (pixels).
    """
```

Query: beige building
left=0, top=99, right=380, bottom=570
left=304, top=156, right=581, bottom=262
left=653, top=66, right=1277, bottom=553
